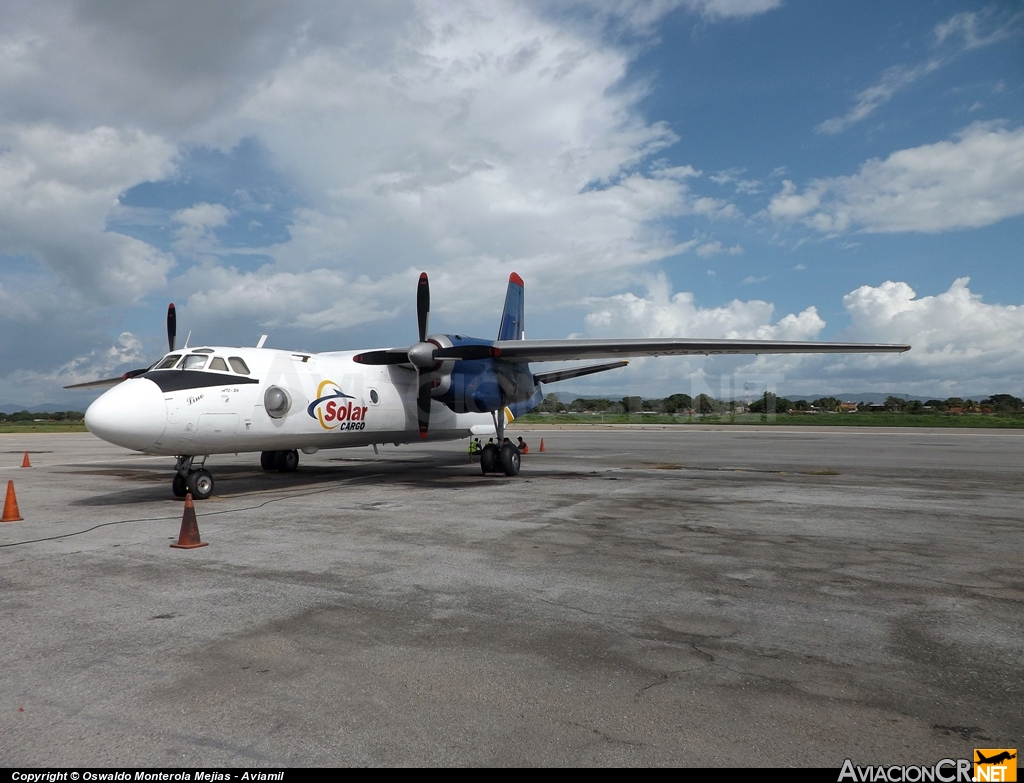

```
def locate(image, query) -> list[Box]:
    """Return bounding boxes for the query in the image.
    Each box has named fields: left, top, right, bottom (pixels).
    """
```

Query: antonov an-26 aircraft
left=70, top=272, right=909, bottom=499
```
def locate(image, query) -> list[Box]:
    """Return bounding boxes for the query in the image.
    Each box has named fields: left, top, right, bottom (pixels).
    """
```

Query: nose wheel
left=187, top=469, right=214, bottom=500
left=171, top=456, right=215, bottom=500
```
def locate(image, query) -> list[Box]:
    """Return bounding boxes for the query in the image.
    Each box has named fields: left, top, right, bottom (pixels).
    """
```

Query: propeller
left=64, top=303, right=178, bottom=389
left=352, top=273, right=501, bottom=440
left=167, top=302, right=176, bottom=352
left=122, top=303, right=176, bottom=379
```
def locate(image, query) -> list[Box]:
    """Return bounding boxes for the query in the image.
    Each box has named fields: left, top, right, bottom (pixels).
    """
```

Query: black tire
left=275, top=449, right=299, bottom=472
left=172, top=473, right=187, bottom=498
left=480, top=443, right=499, bottom=475
left=499, top=443, right=521, bottom=477
left=260, top=451, right=276, bottom=471
left=187, top=469, right=214, bottom=500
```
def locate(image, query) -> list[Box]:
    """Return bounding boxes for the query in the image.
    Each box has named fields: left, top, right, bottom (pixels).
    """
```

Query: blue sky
left=1, top=0, right=1022, bottom=406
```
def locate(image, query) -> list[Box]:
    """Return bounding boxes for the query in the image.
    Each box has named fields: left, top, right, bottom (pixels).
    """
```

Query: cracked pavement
left=1, top=427, right=1022, bottom=765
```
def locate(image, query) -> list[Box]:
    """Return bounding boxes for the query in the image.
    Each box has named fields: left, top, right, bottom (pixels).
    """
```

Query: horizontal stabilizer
left=493, top=338, right=910, bottom=363
left=534, top=360, right=629, bottom=385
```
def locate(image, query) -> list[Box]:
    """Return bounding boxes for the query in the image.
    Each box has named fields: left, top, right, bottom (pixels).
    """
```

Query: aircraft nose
left=85, top=378, right=167, bottom=451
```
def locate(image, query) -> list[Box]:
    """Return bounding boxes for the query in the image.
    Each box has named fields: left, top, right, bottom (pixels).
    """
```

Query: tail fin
left=497, top=272, right=525, bottom=341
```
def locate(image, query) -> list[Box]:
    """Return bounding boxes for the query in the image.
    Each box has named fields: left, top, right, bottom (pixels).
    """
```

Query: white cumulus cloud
left=766, top=123, right=1024, bottom=234
left=582, top=273, right=825, bottom=341
left=0, top=124, right=177, bottom=304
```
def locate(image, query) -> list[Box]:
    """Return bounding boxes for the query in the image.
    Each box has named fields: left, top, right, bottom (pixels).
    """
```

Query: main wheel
left=172, top=473, right=187, bottom=498
left=479, top=443, right=499, bottom=475
left=274, top=449, right=299, bottom=472
left=186, top=469, right=214, bottom=500
left=260, top=451, right=275, bottom=471
left=499, top=443, right=521, bottom=477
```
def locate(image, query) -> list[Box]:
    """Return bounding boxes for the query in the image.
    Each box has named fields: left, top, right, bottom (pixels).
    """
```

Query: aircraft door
left=194, top=413, right=240, bottom=448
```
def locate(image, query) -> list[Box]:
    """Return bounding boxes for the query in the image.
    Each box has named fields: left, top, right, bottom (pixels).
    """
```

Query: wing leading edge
left=491, top=338, right=910, bottom=363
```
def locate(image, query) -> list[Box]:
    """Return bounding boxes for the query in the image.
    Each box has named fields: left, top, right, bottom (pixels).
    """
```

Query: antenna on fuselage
left=257, top=335, right=268, bottom=348
left=183, top=331, right=191, bottom=349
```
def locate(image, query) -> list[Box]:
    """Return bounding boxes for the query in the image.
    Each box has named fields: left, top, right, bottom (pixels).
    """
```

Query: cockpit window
left=154, top=354, right=181, bottom=369
left=181, top=355, right=208, bottom=370
left=209, top=357, right=229, bottom=372
left=228, top=357, right=250, bottom=375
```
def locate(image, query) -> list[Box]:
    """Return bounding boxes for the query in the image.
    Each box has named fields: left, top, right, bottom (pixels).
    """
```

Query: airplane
left=976, top=751, right=1016, bottom=765
left=69, top=272, right=910, bottom=499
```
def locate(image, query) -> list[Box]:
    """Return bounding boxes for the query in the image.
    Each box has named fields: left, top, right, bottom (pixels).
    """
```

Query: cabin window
left=154, top=354, right=181, bottom=369
left=181, top=355, right=208, bottom=370
left=209, top=357, right=229, bottom=372
left=228, top=357, right=250, bottom=375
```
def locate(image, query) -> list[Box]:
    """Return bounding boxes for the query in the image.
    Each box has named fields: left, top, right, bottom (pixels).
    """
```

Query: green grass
left=4, top=413, right=1023, bottom=434
left=515, top=412, right=1024, bottom=428
left=0, top=421, right=88, bottom=433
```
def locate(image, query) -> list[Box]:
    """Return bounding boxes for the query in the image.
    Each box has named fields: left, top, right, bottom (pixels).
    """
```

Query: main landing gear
left=479, top=442, right=520, bottom=476
left=260, top=450, right=299, bottom=473
left=172, top=455, right=214, bottom=500
left=479, top=408, right=521, bottom=477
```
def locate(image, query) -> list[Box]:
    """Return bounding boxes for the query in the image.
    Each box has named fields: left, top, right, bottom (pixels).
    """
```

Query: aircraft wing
left=492, top=338, right=910, bottom=363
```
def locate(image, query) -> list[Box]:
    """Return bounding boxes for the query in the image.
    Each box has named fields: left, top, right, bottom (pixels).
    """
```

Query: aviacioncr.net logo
left=308, top=380, right=368, bottom=430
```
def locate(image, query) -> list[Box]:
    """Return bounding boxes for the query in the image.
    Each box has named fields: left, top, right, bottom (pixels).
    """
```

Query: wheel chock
left=21, top=452, right=31, bottom=468
left=2, top=481, right=23, bottom=522
left=538, top=438, right=546, bottom=452
left=170, top=493, right=208, bottom=549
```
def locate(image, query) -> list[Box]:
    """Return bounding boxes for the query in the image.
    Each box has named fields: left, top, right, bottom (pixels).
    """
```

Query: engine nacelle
left=430, top=336, right=537, bottom=414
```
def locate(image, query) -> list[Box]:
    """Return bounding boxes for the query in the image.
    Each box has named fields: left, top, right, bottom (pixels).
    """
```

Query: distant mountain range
left=548, top=391, right=994, bottom=405
left=0, top=403, right=89, bottom=414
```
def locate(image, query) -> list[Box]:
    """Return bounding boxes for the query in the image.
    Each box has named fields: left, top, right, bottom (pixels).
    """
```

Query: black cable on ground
left=0, top=477, right=381, bottom=549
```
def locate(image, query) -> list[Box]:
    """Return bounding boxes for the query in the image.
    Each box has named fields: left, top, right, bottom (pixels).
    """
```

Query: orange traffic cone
left=170, top=493, right=208, bottom=549
left=21, top=452, right=30, bottom=468
left=538, top=438, right=546, bottom=452
left=2, top=481, right=23, bottom=522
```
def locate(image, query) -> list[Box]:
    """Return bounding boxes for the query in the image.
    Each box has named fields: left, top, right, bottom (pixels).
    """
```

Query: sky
left=1, top=0, right=1022, bottom=407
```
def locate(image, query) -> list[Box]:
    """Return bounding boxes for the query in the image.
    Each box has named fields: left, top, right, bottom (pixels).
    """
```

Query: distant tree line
left=0, top=410, right=85, bottom=422
left=533, top=393, right=1024, bottom=415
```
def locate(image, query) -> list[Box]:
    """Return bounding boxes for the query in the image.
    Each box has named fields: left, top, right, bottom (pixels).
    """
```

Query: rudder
left=497, top=272, right=525, bottom=341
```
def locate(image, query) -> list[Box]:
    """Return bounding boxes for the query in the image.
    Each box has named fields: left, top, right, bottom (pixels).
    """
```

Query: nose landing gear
left=171, top=456, right=215, bottom=500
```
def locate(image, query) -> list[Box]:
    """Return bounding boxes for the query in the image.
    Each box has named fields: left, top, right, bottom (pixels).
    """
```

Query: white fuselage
left=85, top=346, right=495, bottom=456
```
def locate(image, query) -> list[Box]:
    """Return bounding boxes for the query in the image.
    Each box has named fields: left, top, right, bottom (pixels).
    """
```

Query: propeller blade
left=167, top=303, right=176, bottom=352
left=432, top=344, right=501, bottom=360
left=63, top=376, right=126, bottom=390
left=416, top=371, right=432, bottom=440
left=352, top=349, right=411, bottom=365
left=416, top=272, right=429, bottom=343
